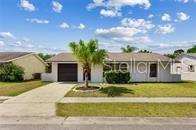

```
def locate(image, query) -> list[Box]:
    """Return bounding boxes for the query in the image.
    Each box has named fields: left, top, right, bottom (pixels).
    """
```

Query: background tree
left=38, top=53, right=55, bottom=73
left=165, top=49, right=185, bottom=59
left=121, top=45, right=138, bottom=53
left=174, top=49, right=184, bottom=56
left=69, top=40, right=107, bottom=88
left=164, top=54, right=175, bottom=59
left=38, top=53, right=55, bottom=61
left=187, top=45, right=196, bottom=53
left=138, top=49, right=152, bottom=53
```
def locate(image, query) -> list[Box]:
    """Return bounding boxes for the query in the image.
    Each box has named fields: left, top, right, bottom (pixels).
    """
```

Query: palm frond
left=69, top=39, right=108, bottom=66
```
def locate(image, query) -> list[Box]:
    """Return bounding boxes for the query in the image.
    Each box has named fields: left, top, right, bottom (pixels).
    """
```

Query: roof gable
left=0, top=52, right=33, bottom=62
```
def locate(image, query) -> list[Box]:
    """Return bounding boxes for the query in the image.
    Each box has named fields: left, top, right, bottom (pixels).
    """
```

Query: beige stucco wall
left=13, top=54, right=46, bottom=80
left=173, top=56, right=196, bottom=81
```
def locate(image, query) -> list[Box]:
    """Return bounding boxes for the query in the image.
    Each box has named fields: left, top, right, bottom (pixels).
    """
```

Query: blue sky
left=0, top=0, right=196, bottom=54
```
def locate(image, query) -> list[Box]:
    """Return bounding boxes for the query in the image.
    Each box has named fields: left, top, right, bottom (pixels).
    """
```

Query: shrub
left=104, top=71, right=130, bottom=83
left=0, top=62, right=24, bottom=82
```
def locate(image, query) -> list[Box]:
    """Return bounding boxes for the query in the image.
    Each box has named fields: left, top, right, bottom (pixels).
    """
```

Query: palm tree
left=121, top=45, right=138, bottom=53
left=69, top=40, right=107, bottom=88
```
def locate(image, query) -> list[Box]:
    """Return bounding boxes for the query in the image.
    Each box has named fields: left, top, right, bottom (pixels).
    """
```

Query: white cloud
left=0, top=41, right=5, bottom=47
left=20, top=0, right=35, bottom=12
left=177, top=0, right=196, bottom=3
left=112, top=36, right=152, bottom=43
left=87, top=0, right=151, bottom=10
left=37, top=45, right=65, bottom=53
left=161, top=13, right=171, bottom=21
left=157, top=24, right=175, bottom=34
left=59, top=23, right=85, bottom=30
left=10, top=40, right=34, bottom=48
left=149, top=40, right=196, bottom=52
left=87, top=0, right=105, bottom=10
left=95, top=26, right=151, bottom=43
left=95, top=26, right=142, bottom=38
left=1, top=35, right=64, bottom=53
left=59, top=22, right=70, bottom=29
left=177, top=12, right=190, bottom=21
left=26, top=18, right=49, bottom=24
left=14, top=41, right=23, bottom=47
left=52, top=1, right=63, bottom=13
left=87, top=0, right=151, bottom=17
left=177, top=0, right=189, bottom=3
left=148, top=14, right=154, bottom=19
left=100, top=9, right=121, bottom=17
left=22, top=37, right=31, bottom=42
left=0, top=32, right=16, bottom=39
left=74, top=24, right=86, bottom=30
left=121, top=18, right=155, bottom=31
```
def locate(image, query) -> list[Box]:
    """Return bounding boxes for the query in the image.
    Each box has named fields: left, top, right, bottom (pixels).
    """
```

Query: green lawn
left=0, top=80, right=49, bottom=96
left=56, top=103, right=196, bottom=117
left=66, top=82, right=196, bottom=97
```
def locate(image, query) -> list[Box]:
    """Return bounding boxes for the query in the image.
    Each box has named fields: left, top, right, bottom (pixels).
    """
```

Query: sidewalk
left=60, top=97, right=196, bottom=103
left=0, top=83, right=75, bottom=117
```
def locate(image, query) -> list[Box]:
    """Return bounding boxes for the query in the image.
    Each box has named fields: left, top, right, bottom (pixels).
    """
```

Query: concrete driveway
left=0, top=83, right=75, bottom=117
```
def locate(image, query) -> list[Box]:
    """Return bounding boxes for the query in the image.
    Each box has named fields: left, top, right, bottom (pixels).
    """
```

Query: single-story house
left=173, top=53, right=196, bottom=81
left=0, top=52, right=47, bottom=80
left=42, top=52, right=181, bottom=82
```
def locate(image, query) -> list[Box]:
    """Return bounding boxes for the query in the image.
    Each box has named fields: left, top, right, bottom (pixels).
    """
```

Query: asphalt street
left=0, top=117, right=196, bottom=130
left=0, top=124, right=196, bottom=130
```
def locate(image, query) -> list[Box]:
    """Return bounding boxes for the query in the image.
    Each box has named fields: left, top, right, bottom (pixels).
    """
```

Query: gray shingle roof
left=106, top=53, right=172, bottom=62
left=0, top=52, right=33, bottom=62
left=46, top=52, right=173, bottom=62
left=46, top=53, right=77, bottom=62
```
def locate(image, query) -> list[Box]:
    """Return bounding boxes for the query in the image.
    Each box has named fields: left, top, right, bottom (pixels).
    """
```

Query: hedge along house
left=0, top=52, right=47, bottom=80
left=42, top=52, right=181, bottom=82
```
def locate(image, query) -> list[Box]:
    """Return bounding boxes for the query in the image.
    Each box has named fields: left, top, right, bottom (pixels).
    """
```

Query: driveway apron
left=0, top=83, right=75, bottom=117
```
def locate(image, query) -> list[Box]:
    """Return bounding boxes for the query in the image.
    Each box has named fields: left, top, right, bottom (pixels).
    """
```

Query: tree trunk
left=84, top=71, right=89, bottom=88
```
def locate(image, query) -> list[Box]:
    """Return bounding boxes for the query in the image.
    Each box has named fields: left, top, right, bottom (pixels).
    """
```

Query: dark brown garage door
left=58, top=64, right=78, bottom=82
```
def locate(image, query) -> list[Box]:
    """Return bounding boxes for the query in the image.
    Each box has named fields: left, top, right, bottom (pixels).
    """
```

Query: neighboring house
left=0, top=52, right=47, bottom=80
left=173, top=53, right=196, bottom=81
left=42, top=53, right=181, bottom=82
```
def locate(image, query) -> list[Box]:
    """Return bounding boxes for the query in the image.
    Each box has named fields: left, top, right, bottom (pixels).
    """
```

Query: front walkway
left=0, top=83, right=75, bottom=117
left=60, top=97, right=196, bottom=103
